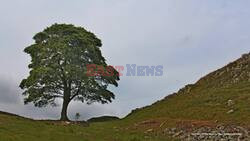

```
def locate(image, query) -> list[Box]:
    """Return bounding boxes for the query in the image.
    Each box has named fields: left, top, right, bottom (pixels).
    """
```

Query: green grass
left=0, top=113, right=175, bottom=141
left=1, top=54, right=249, bottom=141
left=125, top=82, right=250, bottom=125
left=124, top=55, right=250, bottom=125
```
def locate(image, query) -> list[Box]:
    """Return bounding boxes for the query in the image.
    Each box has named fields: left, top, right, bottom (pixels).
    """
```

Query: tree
left=19, top=24, right=120, bottom=121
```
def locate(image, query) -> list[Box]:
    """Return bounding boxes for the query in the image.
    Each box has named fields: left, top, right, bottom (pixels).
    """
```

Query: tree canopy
left=20, top=23, right=120, bottom=120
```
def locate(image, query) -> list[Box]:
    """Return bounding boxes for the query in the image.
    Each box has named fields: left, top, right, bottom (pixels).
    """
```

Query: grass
left=0, top=112, right=175, bottom=141
left=124, top=55, right=250, bottom=125
left=125, top=82, right=250, bottom=126
left=1, top=53, right=249, bottom=140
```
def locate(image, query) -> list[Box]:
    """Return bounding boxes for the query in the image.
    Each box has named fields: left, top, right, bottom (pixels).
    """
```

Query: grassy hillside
left=125, top=53, right=250, bottom=125
left=1, top=53, right=249, bottom=141
left=0, top=111, right=175, bottom=141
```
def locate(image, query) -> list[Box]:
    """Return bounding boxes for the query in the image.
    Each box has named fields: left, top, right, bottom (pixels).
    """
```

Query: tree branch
left=70, top=82, right=81, bottom=101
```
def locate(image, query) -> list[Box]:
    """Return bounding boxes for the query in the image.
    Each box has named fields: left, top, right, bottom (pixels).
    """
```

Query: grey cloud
left=0, top=0, right=250, bottom=119
left=0, top=76, right=121, bottom=120
left=0, top=77, right=21, bottom=104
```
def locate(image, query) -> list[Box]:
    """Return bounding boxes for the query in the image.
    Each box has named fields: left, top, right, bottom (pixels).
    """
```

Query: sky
left=0, top=0, right=249, bottom=120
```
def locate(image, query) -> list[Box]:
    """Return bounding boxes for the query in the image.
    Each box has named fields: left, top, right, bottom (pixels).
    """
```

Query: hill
left=123, top=52, right=250, bottom=140
left=87, top=116, right=120, bottom=122
left=0, top=111, right=173, bottom=141
left=1, top=52, right=250, bottom=141
left=126, top=52, right=250, bottom=123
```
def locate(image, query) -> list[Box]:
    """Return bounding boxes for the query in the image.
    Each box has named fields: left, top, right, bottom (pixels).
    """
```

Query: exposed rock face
left=164, top=125, right=250, bottom=141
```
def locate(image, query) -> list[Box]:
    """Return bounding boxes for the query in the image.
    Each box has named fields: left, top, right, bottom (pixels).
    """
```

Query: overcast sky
left=0, top=0, right=249, bottom=120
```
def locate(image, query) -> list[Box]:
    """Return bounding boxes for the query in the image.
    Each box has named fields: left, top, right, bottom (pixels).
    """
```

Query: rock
left=171, top=128, right=177, bottom=132
left=144, top=128, right=153, bottom=133
left=61, top=121, right=71, bottom=126
left=169, top=125, right=250, bottom=140
left=227, top=109, right=234, bottom=114
left=227, top=99, right=234, bottom=107
left=173, top=131, right=183, bottom=137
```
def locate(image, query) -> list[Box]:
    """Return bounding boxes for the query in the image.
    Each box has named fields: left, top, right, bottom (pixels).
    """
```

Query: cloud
left=0, top=0, right=250, bottom=119
left=0, top=75, right=122, bottom=120
left=0, top=77, right=21, bottom=104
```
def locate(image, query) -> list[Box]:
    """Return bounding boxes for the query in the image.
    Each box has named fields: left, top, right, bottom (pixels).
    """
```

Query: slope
left=126, top=52, right=250, bottom=125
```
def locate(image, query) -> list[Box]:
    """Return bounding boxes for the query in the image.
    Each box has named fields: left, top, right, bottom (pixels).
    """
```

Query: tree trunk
left=60, top=88, right=71, bottom=121
left=60, top=99, right=70, bottom=121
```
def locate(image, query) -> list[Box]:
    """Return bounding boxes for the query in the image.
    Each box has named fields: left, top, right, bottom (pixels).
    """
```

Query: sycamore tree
left=20, top=24, right=120, bottom=121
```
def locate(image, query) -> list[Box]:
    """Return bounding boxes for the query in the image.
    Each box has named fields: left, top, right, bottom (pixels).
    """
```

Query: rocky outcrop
left=164, top=125, right=250, bottom=141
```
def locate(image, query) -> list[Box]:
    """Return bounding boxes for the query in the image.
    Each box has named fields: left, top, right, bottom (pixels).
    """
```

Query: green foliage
left=19, top=23, right=119, bottom=119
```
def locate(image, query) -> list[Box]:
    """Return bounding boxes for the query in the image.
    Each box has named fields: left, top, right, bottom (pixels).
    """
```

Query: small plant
left=75, top=113, right=81, bottom=121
